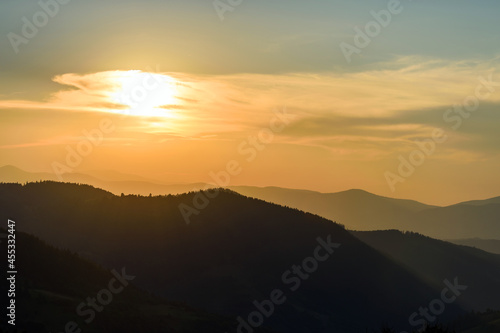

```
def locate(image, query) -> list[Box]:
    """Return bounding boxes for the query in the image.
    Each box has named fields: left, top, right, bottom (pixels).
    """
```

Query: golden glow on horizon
left=1, top=58, right=500, bottom=205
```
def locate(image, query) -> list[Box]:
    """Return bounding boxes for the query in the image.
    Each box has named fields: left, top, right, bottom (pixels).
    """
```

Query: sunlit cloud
left=1, top=57, right=499, bottom=205
left=1, top=57, right=499, bottom=144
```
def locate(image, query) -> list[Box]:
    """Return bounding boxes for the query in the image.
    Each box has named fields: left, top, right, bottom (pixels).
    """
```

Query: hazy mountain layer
left=352, top=230, right=500, bottom=312
left=3, top=165, right=500, bottom=240
left=0, top=181, right=468, bottom=333
left=447, top=238, right=500, bottom=255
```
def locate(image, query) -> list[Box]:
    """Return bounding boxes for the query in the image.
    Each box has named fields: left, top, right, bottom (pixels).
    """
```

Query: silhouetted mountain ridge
left=0, top=181, right=471, bottom=333
left=3, top=165, right=500, bottom=241
left=0, top=228, right=263, bottom=333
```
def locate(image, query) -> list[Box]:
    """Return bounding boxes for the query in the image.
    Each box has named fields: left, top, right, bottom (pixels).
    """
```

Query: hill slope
left=0, top=228, right=259, bottom=333
left=0, top=181, right=469, bottom=333
left=352, top=230, right=500, bottom=312
left=230, top=186, right=435, bottom=231
left=231, top=186, right=500, bottom=240
left=454, top=310, right=500, bottom=333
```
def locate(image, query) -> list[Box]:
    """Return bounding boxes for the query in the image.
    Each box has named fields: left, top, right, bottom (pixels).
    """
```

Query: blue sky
left=2, top=0, right=499, bottom=76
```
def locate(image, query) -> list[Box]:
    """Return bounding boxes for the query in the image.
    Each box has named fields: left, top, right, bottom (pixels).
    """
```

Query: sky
left=1, top=0, right=500, bottom=205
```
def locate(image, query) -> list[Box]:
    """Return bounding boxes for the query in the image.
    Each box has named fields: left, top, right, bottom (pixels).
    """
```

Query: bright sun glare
left=109, top=70, right=180, bottom=118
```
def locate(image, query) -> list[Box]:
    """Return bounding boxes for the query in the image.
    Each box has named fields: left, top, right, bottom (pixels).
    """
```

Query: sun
left=109, top=70, right=180, bottom=118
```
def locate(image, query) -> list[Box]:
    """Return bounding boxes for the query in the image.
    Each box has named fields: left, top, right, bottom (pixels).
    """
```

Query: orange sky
left=1, top=1, right=500, bottom=206
left=1, top=59, right=500, bottom=205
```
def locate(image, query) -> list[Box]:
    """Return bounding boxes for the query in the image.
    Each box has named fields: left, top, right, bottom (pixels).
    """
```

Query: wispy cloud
left=1, top=57, right=499, bottom=149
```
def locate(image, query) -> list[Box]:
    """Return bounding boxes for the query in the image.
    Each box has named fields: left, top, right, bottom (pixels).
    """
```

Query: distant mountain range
left=1, top=181, right=500, bottom=332
left=230, top=186, right=434, bottom=230
left=0, top=183, right=456, bottom=332
left=2, top=182, right=500, bottom=332
left=447, top=238, right=500, bottom=255
left=352, top=230, right=500, bottom=312
left=231, top=186, right=500, bottom=241
left=0, top=165, right=211, bottom=196
left=2, top=165, right=500, bottom=242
